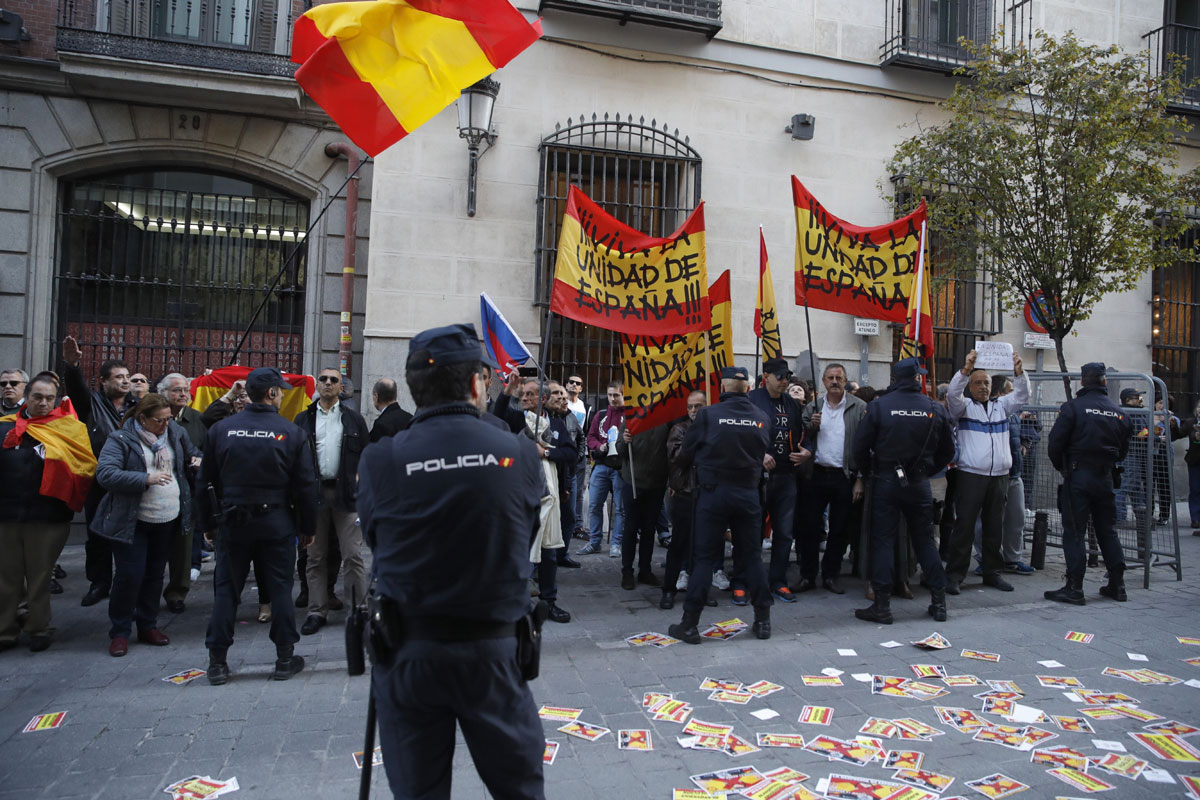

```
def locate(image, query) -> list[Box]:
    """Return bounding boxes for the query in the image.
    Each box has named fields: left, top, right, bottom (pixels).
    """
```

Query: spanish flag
left=755, top=227, right=782, bottom=362
left=898, top=219, right=934, bottom=390
left=291, top=0, right=543, bottom=156
left=1, top=398, right=96, bottom=512
left=189, top=367, right=316, bottom=423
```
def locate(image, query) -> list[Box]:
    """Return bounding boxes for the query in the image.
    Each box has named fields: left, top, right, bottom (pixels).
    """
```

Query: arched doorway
left=55, top=168, right=309, bottom=384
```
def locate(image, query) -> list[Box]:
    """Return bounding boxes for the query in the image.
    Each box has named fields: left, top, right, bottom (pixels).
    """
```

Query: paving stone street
left=3, top=525, right=1200, bottom=799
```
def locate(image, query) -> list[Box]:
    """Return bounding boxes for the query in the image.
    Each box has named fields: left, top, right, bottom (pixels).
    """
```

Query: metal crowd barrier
left=1019, top=372, right=1182, bottom=589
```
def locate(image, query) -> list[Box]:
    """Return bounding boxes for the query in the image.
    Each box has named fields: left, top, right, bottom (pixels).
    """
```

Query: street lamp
left=457, top=76, right=500, bottom=218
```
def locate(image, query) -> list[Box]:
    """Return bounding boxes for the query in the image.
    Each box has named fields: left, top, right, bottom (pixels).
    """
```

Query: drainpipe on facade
left=324, top=142, right=360, bottom=380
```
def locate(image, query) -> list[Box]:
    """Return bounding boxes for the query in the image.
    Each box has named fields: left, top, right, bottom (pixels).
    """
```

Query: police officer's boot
left=854, top=586, right=893, bottom=625
left=207, top=648, right=230, bottom=686
left=752, top=607, right=771, bottom=640
left=668, top=610, right=702, bottom=645
left=659, top=590, right=675, bottom=610
left=272, top=645, right=306, bottom=680
left=927, top=588, right=947, bottom=623
left=1099, top=566, right=1128, bottom=602
left=1044, top=573, right=1086, bottom=606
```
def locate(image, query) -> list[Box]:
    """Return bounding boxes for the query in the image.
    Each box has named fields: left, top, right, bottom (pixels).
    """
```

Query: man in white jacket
left=945, top=349, right=1029, bottom=594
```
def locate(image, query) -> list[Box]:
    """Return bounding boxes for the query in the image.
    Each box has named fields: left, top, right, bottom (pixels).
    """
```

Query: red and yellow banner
left=189, top=366, right=316, bottom=423
left=899, top=219, right=933, bottom=386
left=291, top=0, right=542, bottom=156
left=1, top=398, right=96, bottom=512
left=792, top=176, right=927, bottom=323
left=620, top=270, right=731, bottom=434
left=755, top=227, right=782, bottom=361
left=551, top=185, right=710, bottom=336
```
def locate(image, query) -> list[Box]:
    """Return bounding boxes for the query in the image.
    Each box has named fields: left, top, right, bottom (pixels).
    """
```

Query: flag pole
left=803, top=297, right=817, bottom=391
left=911, top=219, right=929, bottom=395
left=755, top=224, right=763, bottom=382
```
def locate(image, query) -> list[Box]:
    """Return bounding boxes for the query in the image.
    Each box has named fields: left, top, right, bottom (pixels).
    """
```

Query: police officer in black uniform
left=357, top=323, right=546, bottom=800
left=1045, top=362, right=1133, bottom=605
left=200, top=367, right=318, bottom=685
left=851, top=358, right=955, bottom=624
left=668, top=366, right=773, bottom=643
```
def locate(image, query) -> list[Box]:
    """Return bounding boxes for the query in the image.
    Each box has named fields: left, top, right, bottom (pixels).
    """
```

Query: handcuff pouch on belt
left=365, top=593, right=404, bottom=664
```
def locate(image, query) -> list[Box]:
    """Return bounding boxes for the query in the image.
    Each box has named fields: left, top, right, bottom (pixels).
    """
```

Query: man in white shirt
left=294, top=368, right=370, bottom=634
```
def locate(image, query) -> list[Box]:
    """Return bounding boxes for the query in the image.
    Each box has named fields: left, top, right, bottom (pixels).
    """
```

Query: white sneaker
left=190, top=568, right=201, bottom=582
left=609, top=545, right=621, bottom=559
left=676, top=570, right=689, bottom=591
left=762, top=539, right=773, bottom=551
left=712, top=570, right=731, bottom=590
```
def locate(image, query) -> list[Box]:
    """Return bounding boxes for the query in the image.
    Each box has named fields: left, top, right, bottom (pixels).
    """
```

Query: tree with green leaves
left=888, top=31, right=1198, bottom=397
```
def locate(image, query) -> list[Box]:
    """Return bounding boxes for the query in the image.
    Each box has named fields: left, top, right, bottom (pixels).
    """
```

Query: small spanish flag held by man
left=291, top=0, right=543, bottom=156
left=189, top=366, right=316, bottom=422
left=755, top=227, right=782, bottom=362
left=1, top=397, right=96, bottom=512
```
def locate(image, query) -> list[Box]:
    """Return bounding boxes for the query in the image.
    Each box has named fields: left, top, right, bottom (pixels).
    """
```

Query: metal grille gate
left=1020, top=372, right=1183, bottom=589
left=534, top=114, right=701, bottom=406
left=54, top=170, right=309, bottom=384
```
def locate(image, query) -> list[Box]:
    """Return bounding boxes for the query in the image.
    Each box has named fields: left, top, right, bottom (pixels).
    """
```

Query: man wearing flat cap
left=852, top=357, right=955, bottom=624
left=357, top=323, right=546, bottom=799
left=1045, top=362, right=1133, bottom=605
left=669, top=365, right=774, bottom=643
left=200, top=367, right=318, bottom=685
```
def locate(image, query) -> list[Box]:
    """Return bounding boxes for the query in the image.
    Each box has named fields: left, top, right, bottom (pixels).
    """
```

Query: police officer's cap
left=1080, top=362, right=1106, bottom=380
left=407, top=323, right=497, bottom=371
left=762, top=358, right=791, bottom=378
left=720, top=365, right=749, bottom=381
left=246, top=367, right=291, bottom=394
left=1119, top=387, right=1144, bottom=402
left=891, top=357, right=928, bottom=379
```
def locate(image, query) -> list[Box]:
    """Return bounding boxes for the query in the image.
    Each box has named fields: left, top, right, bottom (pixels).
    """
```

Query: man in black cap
left=746, top=357, right=805, bottom=603
left=669, top=365, right=773, bottom=643
left=852, top=358, right=955, bottom=624
left=358, top=323, right=545, bottom=799
left=1045, top=362, right=1133, bottom=605
left=199, top=366, right=318, bottom=684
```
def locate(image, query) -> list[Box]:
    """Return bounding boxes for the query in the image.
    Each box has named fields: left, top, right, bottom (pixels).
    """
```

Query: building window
left=1145, top=0, right=1200, bottom=112
left=55, top=168, right=308, bottom=384
left=882, top=0, right=1033, bottom=73
left=534, top=115, right=701, bottom=401
left=1152, top=215, right=1200, bottom=411
left=892, top=182, right=1001, bottom=386
left=537, top=0, right=722, bottom=38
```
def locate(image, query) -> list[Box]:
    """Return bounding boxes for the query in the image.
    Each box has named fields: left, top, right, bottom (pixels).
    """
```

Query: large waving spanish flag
left=291, top=0, right=543, bottom=156
left=551, top=185, right=710, bottom=336
left=189, top=367, right=316, bottom=423
left=1, top=398, right=96, bottom=512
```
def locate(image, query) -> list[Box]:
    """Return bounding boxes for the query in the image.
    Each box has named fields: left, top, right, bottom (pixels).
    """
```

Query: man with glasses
left=294, top=369, right=369, bottom=635
left=0, top=369, right=27, bottom=416
left=60, top=336, right=137, bottom=607
left=564, top=375, right=591, bottom=540
left=158, top=373, right=206, bottom=613
left=128, top=373, right=150, bottom=399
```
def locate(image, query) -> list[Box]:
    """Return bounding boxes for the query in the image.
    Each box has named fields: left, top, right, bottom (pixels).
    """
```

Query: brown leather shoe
left=109, top=637, right=128, bottom=657
left=137, top=629, right=170, bottom=646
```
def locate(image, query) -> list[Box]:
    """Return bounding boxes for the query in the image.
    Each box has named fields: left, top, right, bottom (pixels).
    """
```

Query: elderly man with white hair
left=159, top=373, right=206, bottom=613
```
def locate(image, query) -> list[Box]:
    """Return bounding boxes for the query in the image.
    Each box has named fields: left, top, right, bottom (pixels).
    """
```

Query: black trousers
left=684, top=485, right=772, bottom=615
left=663, top=491, right=695, bottom=593
left=373, top=636, right=545, bottom=800
left=536, top=549, right=558, bottom=604
left=869, top=474, right=945, bottom=591
left=205, top=509, right=299, bottom=652
left=946, top=471, right=1009, bottom=583
left=762, top=472, right=797, bottom=590
left=108, top=517, right=176, bottom=639
left=1060, top=467, right=1124, bottom=577
left=84, top=489, right=113, bottom=591
left=798, top=467, right=853, bottom=581
left=621, top=482, right=665, bottom=576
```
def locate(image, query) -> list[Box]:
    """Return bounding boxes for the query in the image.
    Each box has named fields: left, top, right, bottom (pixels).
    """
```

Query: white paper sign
left=974, top=340, right=1015, bottom=371
left=880, top=641, right=903, bottom=649
left=1142, top=767, right=1176, bottom=783
left=838, top=648, right=858, bottom=657
left=750, top=709, right=780, bottom=721
left=1063, top=692, right=1083, bottom=703
left=1092, top=740, right=1126, bottom=752
left=1127, top=653, right=1149, bottom=662
left=821, top=668, right=845, bottom=677
left=1037, top=660, right=1065, bottom=668
left=851, top=673, right=873, bottom=683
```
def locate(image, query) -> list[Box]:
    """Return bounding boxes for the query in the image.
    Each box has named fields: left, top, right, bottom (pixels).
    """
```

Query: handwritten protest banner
left=551, top=185, right=710, bottom=336
left=621, top=271, right=731, bottom=434
left=792, top=176, right=927, bottom=323
left=756, top=229, right=782, bottom=361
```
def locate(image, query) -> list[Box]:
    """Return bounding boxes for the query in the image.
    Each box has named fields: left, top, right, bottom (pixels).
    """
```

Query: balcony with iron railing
left=537, top=0, right=721, bottom=38
left=56, top=0, right=304, bottom=78
left=881, top=0, right=1033, bottom=73
left=1144, top=22, right=1200, bottom=114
